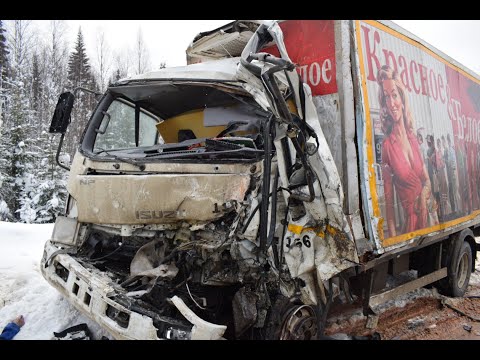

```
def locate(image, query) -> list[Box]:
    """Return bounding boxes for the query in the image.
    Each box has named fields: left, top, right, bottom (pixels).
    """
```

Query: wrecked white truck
left=41, top=20, right=480, bottom=340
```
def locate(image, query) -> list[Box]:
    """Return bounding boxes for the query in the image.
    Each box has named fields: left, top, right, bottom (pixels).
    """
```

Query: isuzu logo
left=135, top=210, right=186, bottom=219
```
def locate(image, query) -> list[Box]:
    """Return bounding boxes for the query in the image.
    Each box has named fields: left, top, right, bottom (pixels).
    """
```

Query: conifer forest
left=0, top=20, right=159, bottom=223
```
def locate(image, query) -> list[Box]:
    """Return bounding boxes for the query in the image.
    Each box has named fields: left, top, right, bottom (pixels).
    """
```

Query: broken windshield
left=94, top=98, right=160, bottom=153
left=87, top=82, right=269, bottom=160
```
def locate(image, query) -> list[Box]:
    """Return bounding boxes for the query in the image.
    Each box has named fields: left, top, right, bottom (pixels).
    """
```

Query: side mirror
left=50, top=92, right=75, bottom=134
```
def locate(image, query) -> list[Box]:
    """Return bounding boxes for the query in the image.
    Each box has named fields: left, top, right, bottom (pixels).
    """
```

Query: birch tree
left=94, top=29, right=112, bottom=92
left=134, top=28, right=151, bottom=75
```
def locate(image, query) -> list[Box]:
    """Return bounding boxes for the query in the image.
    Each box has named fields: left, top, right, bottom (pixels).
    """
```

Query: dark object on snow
left=0, top=315, right=25, bottom=340
left=53, top=323, right=92, bottom=340
left=0, top=323, right=21, bottom=340
left=463, top=324, right=473, bottom=332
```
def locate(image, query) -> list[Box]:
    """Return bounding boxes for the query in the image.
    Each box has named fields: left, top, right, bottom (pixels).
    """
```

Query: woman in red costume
left=377, top=65, right=438, bottom=237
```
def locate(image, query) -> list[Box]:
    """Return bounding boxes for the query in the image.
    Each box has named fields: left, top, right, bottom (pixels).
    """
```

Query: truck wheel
left=277, top=305, right=318, bottom=340
left=264, top=296, right=319, bottom=340
left=439, top=240, right=472, bottom=297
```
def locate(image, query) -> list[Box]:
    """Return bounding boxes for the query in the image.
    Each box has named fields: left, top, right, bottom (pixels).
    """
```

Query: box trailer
left=40, top=20, right=480, bottom=340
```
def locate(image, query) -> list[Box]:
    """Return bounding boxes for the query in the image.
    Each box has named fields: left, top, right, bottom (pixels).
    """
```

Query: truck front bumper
left=40, top=240, right=227, bottom=340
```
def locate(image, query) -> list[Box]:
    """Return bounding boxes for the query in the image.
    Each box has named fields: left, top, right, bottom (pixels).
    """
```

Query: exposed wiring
left=185, top=281, right=206, bottom=310
left=90, top=243, right=124, bottom=261
left=241, top=185, right=288, bottom=234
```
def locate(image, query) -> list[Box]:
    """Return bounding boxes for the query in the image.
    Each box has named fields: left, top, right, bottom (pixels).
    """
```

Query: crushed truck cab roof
left=119, top=57, right=243, bottom=84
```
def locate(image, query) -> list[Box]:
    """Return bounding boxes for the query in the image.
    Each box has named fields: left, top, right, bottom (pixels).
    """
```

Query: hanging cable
left=185, top=281, right=206, bottom=310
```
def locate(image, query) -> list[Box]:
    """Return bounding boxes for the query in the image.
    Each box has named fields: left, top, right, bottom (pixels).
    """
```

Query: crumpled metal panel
left=232, top=287, right=258, bottom=337
left=312, top=94, right=342, bottom=182
left=69, top=173, right=250, bottom=225
left=239, top=22, right=360, bottom=283
left=350, top=21, right=384, bottom=253
left=300, top=83, right=360, bottom=281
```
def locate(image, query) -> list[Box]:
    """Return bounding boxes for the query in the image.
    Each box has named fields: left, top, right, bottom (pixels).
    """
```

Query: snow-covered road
left=0, top=221, right=110, bottom=340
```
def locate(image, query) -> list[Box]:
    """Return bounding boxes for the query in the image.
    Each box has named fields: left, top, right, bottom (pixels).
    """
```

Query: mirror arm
left=55, top=133, right=70, bottom=171
left=74, top=86, right=102, bottom=98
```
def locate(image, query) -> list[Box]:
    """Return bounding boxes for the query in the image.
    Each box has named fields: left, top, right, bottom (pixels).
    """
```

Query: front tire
left=263, top=295, right=319, bottom=340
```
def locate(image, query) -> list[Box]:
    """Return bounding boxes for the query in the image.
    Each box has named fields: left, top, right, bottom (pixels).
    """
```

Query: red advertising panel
left=357, top=20, right=480, bottom=246
left=264, top=20, right=337, bottom=96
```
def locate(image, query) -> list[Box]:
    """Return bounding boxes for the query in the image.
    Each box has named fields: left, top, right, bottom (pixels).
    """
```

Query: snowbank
left=0, top=221, right=110, bottom=340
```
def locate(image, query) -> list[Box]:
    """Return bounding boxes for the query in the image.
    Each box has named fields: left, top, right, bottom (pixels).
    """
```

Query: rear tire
left=438, top=240, right=472, bottom=297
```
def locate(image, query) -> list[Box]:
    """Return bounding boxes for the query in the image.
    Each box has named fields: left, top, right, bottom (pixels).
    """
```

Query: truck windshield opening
left=89, top=82, right=269, bottom=160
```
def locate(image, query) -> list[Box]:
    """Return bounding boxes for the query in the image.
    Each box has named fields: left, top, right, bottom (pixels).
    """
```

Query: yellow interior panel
left=156, top=100, right=297, bottom=144
left=156, top=109, right=226, bottom=143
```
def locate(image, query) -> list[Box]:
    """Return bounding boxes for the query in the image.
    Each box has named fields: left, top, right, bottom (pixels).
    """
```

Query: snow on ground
left=0, top=221, right=111, bottom=340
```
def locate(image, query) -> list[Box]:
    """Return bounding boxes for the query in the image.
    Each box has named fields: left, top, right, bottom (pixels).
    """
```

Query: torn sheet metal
left=170, top=296, right=227, bottom=340
left=302, top=87, right=360, bottom=279
left=69, top=173, right=251, bottom=225
left=349, top=20, right=384, bottom=254
left=236, top=21, right=359, bottom=281
left=335, top=21, right=362, bottom=222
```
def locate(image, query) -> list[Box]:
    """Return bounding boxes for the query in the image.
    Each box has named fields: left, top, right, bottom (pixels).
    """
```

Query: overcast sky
left=393, top=20, right=480, bottom=75
left=33, top=20, right=231, bottom=69
left=30, top=20, right=480, bottom=75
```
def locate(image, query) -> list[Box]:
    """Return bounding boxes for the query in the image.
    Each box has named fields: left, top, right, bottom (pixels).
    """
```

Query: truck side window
left=94, top=99, right=159, bottom=151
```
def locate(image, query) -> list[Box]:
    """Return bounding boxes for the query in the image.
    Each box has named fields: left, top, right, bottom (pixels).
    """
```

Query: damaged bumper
left=40, top=240, right=227, bottom=340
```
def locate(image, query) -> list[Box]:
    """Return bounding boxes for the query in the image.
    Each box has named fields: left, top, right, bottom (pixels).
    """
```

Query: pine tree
left=0, top=20, right=10, bottom=219
left=17, top=170, right=67, bottom=223
left=65, top=28, right=97, bottom=159
left=1, top=77, right=37, bottom=219
left=107, top=68, right=120, bottom=88
left=0, top=20, right=9, bottom=84
left=1, top=20, right=72, bottom=223
left=31, top=53, right=41, bottom=113
left=68, top=29, right=92, bottom=89
left=0, top=20, right=37, bottom=221
left=113, top=68, right=121, bottom=82
left=0, top=20, right=9, bottom=131
left=27, top=21, right=71, bottom=223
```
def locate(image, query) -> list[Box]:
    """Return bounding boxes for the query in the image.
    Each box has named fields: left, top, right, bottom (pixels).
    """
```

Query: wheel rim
left=279, top=305, right=318, bottom=340
left=457, top=251, right=469, bottom=289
